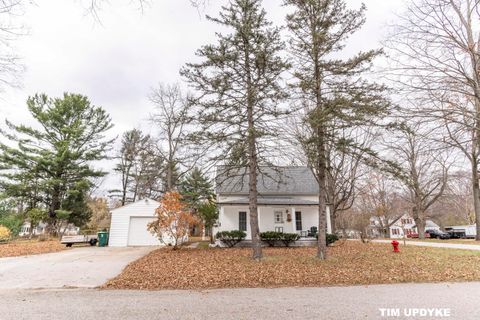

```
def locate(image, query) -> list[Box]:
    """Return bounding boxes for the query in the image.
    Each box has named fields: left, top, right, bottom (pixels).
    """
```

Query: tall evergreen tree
left=0, top=93, right=113, bottom=228
left=179, top=167, right=215, bottom=207
left=181, top=0, right=289, bottom=260
left=285, top=0, right=390, bottom=259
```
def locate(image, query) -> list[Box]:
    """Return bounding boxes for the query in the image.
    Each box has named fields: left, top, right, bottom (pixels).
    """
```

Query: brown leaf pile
left=0, top=239, right=65, bottom=258
left=104, top=241, right=480, bottom=290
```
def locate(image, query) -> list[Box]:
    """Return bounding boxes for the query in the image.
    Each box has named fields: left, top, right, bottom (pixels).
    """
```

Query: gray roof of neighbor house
left=215, top=166, right=318, bottom=195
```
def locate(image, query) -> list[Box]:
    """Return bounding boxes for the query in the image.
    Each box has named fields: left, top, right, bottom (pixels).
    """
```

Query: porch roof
left=218, top=197, right=318, bottom=206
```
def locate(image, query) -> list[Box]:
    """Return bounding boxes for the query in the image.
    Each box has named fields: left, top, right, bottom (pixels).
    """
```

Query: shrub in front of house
left=216, top=230, right=246, bottom=247
left=280, top=233, right=300, bottom=247
left=314, top=233, right=339, bottom=246
left=326, top=233, right=339, bottom=246
left=0, top=225, right=11, bottom=242
left=260, top=231, right=282, bottom=246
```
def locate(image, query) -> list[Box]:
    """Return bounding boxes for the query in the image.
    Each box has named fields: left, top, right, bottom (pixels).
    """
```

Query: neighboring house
left=369, top=213, right=440, bottom=239
left=214, top=166, right=332, bottom=240
left=109, top=198, right=185, bottom=247
left=18, top=221, right=79, bottom=237
left=19, top=221, right=47, bottom=237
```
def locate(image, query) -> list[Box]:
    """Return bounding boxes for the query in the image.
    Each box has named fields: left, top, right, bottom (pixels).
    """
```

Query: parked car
left=425, top=229, right=450, bottom=239
left=406, top=232, right=430, bottom=239
left=447, top=230, right=465, bottom=239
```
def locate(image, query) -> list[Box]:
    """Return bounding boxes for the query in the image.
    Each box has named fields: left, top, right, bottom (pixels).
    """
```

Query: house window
left=239, top=211, right=247, bottom=232
left=392, top=228, right=399, bottom=235
left=295, top=211, right=302, bottom=231
left=274, top=211, right=284, bottom=224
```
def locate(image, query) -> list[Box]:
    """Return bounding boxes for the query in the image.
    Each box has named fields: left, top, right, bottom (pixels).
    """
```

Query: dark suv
left=426, top=229, right=450, bottom=239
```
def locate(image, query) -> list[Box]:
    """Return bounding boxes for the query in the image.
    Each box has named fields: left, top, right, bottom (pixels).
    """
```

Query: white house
left=109, top=198, right=186, bottom=247
left=369, top=213, right=441, bottom=239
left=18, top=221, right=79, bottom=237
left=213, top=166, right=331, bottom=240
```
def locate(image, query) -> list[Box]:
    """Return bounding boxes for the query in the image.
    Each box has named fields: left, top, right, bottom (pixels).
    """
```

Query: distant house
left=213, top=166, right=332, bottom=240
left=18, top=221, right=79, bottom=237
left=369, top=213, right=440, bottom=239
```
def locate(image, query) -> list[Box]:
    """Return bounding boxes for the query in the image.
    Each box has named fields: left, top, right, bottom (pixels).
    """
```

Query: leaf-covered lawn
left=104, top=241, right=480, bottom=290
left=0, top=239, right=65, bottom=258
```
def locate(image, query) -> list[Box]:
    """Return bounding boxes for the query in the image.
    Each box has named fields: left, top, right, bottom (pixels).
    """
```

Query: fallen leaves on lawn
left=104, top=241, right=480, bottom=290
left=0, top=239, right=65, bottom=258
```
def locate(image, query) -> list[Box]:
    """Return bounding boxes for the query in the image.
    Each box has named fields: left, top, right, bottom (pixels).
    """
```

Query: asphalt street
left=0, top=281, right=478, bottom=320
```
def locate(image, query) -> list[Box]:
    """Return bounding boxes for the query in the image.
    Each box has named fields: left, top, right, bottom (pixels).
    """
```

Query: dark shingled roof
left=215, top=166, right=318, bottom=195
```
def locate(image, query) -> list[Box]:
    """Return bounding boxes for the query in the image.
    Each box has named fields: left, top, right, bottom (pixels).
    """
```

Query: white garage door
left=127, top=217, right=161, bottom=246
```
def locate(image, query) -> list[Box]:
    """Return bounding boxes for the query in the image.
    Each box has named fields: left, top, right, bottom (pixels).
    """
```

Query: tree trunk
left=244, top=28, right=262, bottom=261
left=472, top=162, right=480, bottom=241
left=385, top=226, right=391, bottom=239
left=414, top=216, right=426, bottom=240
left=167, top=161, right=173, bottom=191
left=316, top=127, right=327, bottom=259
left=412, top=206, right=426, bottom=239
left=247, top=116, right=262, bottom=261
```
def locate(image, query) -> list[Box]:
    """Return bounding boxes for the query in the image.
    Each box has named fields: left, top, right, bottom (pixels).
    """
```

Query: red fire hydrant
left=391, top=240, right=400, bottom=253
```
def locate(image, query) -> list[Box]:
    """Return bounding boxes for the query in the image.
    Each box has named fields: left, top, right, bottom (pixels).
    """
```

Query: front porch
left=214, top=202, right=331, bottom=240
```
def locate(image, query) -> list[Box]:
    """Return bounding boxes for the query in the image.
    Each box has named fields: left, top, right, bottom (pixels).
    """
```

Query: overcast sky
left=0, top=0, right=407, bottom=194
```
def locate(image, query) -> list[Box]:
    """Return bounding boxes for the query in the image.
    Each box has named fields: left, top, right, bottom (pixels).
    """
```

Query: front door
left=295, top=211, right=302, bottom=231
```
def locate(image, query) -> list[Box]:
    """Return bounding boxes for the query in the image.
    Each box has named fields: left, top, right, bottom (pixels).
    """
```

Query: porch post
left=291, top=207, right=295, bottom=233
left=257, top=206, right=261, bottom=233
left=326, top=205, right=332, bottom=234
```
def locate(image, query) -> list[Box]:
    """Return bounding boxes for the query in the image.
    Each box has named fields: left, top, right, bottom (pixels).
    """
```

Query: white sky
left=0, top=0, right=408, bottom=194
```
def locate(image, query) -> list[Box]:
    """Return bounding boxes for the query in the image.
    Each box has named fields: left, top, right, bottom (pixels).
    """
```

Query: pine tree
left=181, top=0, right=289, bottom=260
left=0, top=93, right=113, bottom=228
left=285, top=0, right=390, bottom=259
left=179, top=167, right=215, bottom=207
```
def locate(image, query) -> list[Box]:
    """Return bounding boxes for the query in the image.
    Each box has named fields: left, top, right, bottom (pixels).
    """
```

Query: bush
left=0, top=225, right=11, bottom=242
left=0, top=213, right=23, bottom=236
left=260, top=231, right=282, bottom=247
left=280, top=233, right=300, bottom=247
left=326, top=233, right=339, bottom=246
left=315, top=233, right=339, bottom=246
left=216, top=230, right=246, bottom=248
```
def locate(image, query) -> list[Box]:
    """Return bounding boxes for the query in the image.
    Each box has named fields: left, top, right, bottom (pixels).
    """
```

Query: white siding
left=108, top=198, right=161, bottom=247
left=214, top=205, right=323, bottom=239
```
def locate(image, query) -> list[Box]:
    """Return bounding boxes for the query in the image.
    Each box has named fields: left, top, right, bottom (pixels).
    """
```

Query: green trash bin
left=97, top=231, right=109, bottom=247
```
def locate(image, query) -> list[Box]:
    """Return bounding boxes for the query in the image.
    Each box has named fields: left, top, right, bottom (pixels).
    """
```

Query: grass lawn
left=0, top=239, right=65, bottom=258
left=104, top=241, right=480, bottom=290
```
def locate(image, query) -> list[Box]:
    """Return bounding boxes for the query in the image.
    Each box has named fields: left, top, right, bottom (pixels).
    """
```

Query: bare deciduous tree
left=150, top=83, right=204, bottom=192
left=386, top=0, right=480, bottom=240
left=357, top=171, right=404, bottom=238
left=389, top=124, right=450, bottom=238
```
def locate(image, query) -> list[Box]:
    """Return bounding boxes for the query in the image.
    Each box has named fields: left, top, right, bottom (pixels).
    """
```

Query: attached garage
left=109, top=198, right=162, bottom=247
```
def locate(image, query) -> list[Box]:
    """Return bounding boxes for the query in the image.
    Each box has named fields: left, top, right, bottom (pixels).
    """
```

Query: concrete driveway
left=0, top=246, right=156, bottom=289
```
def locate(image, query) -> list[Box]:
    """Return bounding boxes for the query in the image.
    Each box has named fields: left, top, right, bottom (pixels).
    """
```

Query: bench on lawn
left=61, top=235, right=98, bottom=247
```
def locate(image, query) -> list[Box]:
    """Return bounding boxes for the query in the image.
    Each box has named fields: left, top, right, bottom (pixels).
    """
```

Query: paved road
left=0, top=246, right=155, bottom=289
left=373, top=239, right=480, bottom=251
left=0, top=282, right=478, bottom=320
